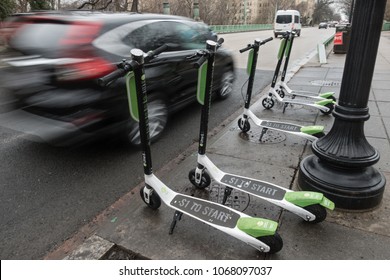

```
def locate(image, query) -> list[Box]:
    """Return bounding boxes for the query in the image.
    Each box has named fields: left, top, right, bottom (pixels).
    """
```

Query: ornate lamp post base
left=298, top=155, right=385, bottom=210
left=297, top=0, right=387, bottom=211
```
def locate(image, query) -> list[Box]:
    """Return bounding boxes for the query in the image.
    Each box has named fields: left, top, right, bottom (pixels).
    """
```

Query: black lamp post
left=298, top=0, right=387, bottom=210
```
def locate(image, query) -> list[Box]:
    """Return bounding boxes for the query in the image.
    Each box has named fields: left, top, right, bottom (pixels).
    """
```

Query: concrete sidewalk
left=46, top=32, right=390, bottom=260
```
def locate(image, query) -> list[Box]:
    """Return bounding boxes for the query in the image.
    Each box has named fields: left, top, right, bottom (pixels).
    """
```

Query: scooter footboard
left=170, top=194, right=240, bottom=228
left=169, top=193, right=277, bottom=252
left=260, top=120, right=302, bottom=133
left=220, top=174, right=286, bottom=200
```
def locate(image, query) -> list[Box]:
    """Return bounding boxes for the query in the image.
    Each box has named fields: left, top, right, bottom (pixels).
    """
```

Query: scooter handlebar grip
left=239, top=44, right=252, bottom=53
left=194, top=55, right=207, bottom=68
left=260, top=37, right=273, bottom=45
left=145, top=44, right=168, bottom=60
left=217, top=37, right=224, bottom=46
left=98, top=68, right=127, bottom=86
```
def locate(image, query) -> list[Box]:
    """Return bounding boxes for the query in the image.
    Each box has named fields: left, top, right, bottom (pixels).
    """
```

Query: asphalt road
left=0, top=27, right=335, bottom=259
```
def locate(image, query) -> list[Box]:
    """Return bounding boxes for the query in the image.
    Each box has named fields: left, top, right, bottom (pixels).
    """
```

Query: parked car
left=328, top=21, right=338, bottom=28
left=318, top=22, right=328, bottom=29
left=0, top=12, right=235, bottom=147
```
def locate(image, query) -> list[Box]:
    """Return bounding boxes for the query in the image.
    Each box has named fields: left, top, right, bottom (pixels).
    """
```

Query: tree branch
left=77, top=0, right=100, bottom=10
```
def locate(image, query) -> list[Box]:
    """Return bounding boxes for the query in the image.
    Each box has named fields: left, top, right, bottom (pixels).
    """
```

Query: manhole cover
left=209, top=181, right=250, bottom=212
left=310, top=80, right=342, bottom=86
left=239, top=127, right=286, bottom=144
left=182, top=179, right=250, bottom=212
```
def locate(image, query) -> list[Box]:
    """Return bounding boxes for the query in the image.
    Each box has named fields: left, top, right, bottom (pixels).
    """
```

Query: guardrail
left=318, top=34, right=335, bottom=64
left=383, top=21, right=390, bottom=31
left=210, top=24, right=273, bottom=34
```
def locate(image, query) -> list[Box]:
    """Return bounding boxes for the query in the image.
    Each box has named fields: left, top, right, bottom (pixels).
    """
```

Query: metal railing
left=210, top=24, right=273, bottom=34
left=383, top=21, right=390, bottom=31
left=318, top=34, right=335, bottom=64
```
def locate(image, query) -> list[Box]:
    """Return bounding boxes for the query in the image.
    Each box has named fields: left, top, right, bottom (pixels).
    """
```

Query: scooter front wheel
left=189, top=168, right=211, bottom=189
left=258, top=232, right=283, bottom=254
left=303, top=204, right=327, bottom=223
left=262, top=98, right=275, bottom=109
left=238, top=118, right=250, bottom=133
left=140, top=186, right=161, bottom=210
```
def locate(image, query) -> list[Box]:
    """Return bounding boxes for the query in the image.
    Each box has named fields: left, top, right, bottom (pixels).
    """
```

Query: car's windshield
left=276, top=15, right=292, bottom=24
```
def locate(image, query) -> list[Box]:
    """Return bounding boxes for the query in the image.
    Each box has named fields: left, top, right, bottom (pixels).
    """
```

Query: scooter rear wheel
left=303, top=204, right=327, bottom=223
left=320, top=103, right=334, bottom=115
left=189, top=168, right=211, bottom=189
left=238, top=118, right=250, bottom=133
left=258, top=232, right=283, bottom=254
left=313, top=132, right=325, bottom=138
left=140, top=186, right=161, bottom=210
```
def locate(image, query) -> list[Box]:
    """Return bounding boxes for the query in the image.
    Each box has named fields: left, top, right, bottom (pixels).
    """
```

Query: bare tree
left=386, top=0, right=390, bottom=21
left=335, top=0, right=353, bottom=21
left=78, top=0, right=113, bottom=10
left=312, top=0, right=335, bottom=24
left=170, top=0, right=193, bottom=18
left=140, top=0, right=161, bottom=13
left=295, top=1, right=310, bottom=25
left=130, top=0, right=138, bottom=12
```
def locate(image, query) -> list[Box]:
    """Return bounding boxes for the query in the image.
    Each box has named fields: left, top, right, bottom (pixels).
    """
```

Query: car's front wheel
left=127, top=98, right=168, bottom=146
left=216, top=68, right=234, bottom=100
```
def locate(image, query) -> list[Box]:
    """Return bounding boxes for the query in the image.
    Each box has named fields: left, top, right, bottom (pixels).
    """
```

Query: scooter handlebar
left=193, top=38, right=224, bottom=68
left=217, top=37, right=224, bottom=47
left=239, top=37, right=273, bottom=53
left=99, top=43, right=173, bottom=86
left=98, top=67, right=128, bottom=87
left=144, top=44, right=168, bottom=61
left=239, top=44, right=252, bottom=53
left=260, top=37, right=273, bottom=45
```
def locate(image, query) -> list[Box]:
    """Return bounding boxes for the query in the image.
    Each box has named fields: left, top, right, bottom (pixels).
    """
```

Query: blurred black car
left=0, top=12, right=235, bottom=146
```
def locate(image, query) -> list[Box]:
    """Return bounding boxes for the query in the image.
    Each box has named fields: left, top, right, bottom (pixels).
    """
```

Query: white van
left=274, top=10, right=301, bottom=38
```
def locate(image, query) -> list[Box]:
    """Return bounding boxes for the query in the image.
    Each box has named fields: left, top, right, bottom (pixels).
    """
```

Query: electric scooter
left=237, top=37, right=325, bottom=142
left=99, top=44, right=283, bottom=254
left=189, top=40, right=335, bottom=223
left=276, top=31, right=336, bottom=102
left=262, top=32, right=335, bottom=115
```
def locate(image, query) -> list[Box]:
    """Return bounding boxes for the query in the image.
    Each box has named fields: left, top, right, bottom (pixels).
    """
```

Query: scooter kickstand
left=169, top=210, right=183, bottom=235
left=259, top=127, right=268, bottom=142
left=222, top=187, right=233, bottom=205
left=282, top=102, right=289, bottom=113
